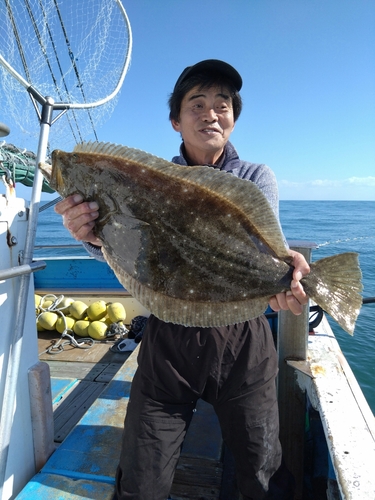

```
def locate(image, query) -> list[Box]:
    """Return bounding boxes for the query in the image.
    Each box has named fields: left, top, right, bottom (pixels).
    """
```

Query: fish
left=39, top=141, right=363, bottom=334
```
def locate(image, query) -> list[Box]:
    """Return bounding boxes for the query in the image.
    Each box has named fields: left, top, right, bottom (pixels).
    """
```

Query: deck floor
left=37, top=332, right=238, bottom=500
left=39, top=331, right=132, bottom=443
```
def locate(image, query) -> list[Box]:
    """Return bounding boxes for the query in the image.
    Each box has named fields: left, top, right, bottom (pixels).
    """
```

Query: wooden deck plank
left=96, top=362, right=127, bottom=383
left=15, top=473, right=116, bottom=500
left=47, top=360, right=109, bottom=381
left=53, top=380, right=107, bottom=443
left=40, top=356, right=134, bottom=479
left=51, top=377, right=78, bottom=405
left=171, top=457, right=222, bottom=499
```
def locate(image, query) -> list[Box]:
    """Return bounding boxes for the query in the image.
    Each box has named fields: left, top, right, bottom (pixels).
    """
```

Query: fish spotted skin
left=41, top=141, right=363, bottom=334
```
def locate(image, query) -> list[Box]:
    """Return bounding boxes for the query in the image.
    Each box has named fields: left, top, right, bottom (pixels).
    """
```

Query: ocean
left=35, top=200, right=375, bottom=414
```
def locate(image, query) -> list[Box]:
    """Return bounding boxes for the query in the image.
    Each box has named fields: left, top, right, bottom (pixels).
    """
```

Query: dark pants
left=114, top=315, right=294, bottom=500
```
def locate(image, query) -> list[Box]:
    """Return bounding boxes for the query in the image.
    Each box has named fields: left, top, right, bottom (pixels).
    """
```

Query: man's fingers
left=54, top=194, right=83, bottom=214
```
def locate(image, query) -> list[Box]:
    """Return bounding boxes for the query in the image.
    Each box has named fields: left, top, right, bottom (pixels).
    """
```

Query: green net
left=0, top=142, right=54, bottom=193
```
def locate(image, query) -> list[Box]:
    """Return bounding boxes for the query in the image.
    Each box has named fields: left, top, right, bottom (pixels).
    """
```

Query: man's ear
left=171, top=119, right=181, bottom=132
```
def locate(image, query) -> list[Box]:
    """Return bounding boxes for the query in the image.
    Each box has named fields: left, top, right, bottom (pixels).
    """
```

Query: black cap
left=173, top=59, right=242, bottom=92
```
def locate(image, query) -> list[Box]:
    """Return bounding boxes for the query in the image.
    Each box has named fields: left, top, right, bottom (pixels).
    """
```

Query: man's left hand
left=269, top=250, right=310, bottom=315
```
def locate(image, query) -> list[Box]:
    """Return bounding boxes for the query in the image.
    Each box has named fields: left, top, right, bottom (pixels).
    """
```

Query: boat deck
left=38, top=332, right=131, bottom=444
left=16, top=332, right=238, bottom=499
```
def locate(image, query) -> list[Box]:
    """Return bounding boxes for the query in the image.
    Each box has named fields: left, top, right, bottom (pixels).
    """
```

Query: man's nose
left=202, top=107, right=218, bottom=121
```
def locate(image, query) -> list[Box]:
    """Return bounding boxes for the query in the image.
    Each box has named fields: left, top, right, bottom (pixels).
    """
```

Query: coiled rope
left=37, top=294, right=95, bottom=355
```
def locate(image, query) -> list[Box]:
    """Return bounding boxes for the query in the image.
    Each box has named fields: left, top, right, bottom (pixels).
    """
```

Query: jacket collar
left=173, top=141, right=240, bottom=172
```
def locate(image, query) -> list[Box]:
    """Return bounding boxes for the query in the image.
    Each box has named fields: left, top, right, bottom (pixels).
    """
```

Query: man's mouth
left=200, top=127, right=221, bottom=135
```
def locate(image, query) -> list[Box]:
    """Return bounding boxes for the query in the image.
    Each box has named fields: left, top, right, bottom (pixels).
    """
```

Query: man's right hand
left=54, top=194, right=102, bottom=246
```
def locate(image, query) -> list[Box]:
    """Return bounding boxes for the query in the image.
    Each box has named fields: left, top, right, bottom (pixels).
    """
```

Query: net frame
left=0, top=0, right=133, bottom=150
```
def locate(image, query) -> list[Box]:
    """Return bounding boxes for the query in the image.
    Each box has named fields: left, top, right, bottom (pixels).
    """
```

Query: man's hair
left=168, top=72, right=242, bottom=123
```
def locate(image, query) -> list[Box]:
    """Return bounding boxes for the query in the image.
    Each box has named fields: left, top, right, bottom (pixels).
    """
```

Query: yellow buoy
left=88, top=321, right=108, bottom=340
left=73, top=320, right=91, bottom=337
left=38, top=312, right=59, bottom=331
left=41, top=299, right=54, bottom=310
left=58, top=297, right=75, bottom=313
left=87, top=300, right=107, bottom=321
left=36, top=318, right=46, bottom=331
left=56, top=316, right=76, bottom=334
left=35, top=294, right=42, bottom=309
left=69, top=301, right=89, bottom=320
left=107, top=302, right=126, bottom=324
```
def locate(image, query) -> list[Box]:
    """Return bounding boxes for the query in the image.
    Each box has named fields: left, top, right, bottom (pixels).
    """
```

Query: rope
left=39, top=196, right=62, bottom=212
left=4, top=0, right=32, bottom=83
left=27, top=0, right=81, bottom=143
left=53, top=0, right=98, bottom=141
left=37, top=294, right=95, bottom=355
left=36, top=294, right=124, bottom=355
left=41, top=332, right=94, bottom=356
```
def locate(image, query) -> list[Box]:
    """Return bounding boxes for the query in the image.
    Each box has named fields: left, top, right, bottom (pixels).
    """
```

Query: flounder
left=40, top=141, right=363, bottom=334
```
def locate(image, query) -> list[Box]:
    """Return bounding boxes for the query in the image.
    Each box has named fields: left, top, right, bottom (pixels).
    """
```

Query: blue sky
left=1, top=0, right=374, bottom=201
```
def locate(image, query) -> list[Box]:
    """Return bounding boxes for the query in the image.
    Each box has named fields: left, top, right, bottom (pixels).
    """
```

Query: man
left=55, top=59, right=310, bottom=500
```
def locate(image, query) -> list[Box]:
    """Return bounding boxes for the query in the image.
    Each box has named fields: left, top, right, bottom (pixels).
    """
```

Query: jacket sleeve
left=249, top=165, right=279, bottom=220
left=233, top=162, right=280, bottom=220
left=233, top=162, right=288, bottom=247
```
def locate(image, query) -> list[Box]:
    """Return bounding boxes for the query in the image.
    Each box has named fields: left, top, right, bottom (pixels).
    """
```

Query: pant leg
left=115, top=315, right=218, bottom=499
left=115, top=369, right=195, bottom=500
left=211, top=317, right=294, bottom=500
left=215, top=378, right=285, bottom=499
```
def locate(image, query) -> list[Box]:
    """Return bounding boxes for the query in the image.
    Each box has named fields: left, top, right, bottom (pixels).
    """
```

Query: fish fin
left=74, top=141, right=289, bottom=259
left=303, top=252, right=362, bottom=335
left=102, top=245, right=270, bottom=327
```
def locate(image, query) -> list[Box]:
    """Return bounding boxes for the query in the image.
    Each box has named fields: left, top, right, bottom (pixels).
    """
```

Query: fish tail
left=303, top=252, right=363, bottom=335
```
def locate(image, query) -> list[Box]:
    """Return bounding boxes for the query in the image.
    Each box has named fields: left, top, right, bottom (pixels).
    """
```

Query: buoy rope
left=37, top=294, right=96, bottom=355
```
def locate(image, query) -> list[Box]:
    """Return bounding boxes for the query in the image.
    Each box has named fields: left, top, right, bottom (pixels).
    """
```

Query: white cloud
left=348, top=176, right=375, bottom=186
left=279, top=176, right=375, bottom=200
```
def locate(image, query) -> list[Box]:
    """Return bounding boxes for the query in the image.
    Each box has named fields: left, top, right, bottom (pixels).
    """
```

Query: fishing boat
left=1, top=1, right=375, bottom=497
left=1, top=167, right=375, bottom=499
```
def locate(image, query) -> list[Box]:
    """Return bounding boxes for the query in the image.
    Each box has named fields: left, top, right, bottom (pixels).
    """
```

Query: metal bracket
left=286, top=359, right=315, bottom=379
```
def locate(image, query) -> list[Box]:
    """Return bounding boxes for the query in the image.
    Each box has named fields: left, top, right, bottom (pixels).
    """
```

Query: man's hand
left=269, top=250, right=310, bottom=315
left=54, top=194, right=102, bottom=246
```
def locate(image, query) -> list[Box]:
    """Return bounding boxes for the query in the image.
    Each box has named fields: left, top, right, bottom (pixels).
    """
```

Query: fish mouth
left=38, top=162, right=52, bottom=182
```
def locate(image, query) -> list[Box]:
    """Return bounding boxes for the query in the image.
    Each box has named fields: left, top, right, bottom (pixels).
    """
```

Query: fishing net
left=0, top=0, right=132, bottom=153
left=0, top=142, right=54, bottom=192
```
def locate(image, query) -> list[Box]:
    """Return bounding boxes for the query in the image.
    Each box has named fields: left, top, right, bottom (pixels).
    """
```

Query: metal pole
left=277, top=241, right=316, bottom=500
left=0, top=99, right=53, bottom=496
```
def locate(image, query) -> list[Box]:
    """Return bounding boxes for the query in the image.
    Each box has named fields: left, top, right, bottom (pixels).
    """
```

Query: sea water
left=35, top=200, right=375, bottom=414
left=280, top=200, right=375, bottom=415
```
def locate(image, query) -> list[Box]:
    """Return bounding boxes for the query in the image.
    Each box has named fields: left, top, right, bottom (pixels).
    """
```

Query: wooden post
left=277, top=241, right=316, bottom=500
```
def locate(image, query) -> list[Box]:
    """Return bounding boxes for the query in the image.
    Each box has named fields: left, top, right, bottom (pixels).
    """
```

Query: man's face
left=171, top=85, right=235, bottom=165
